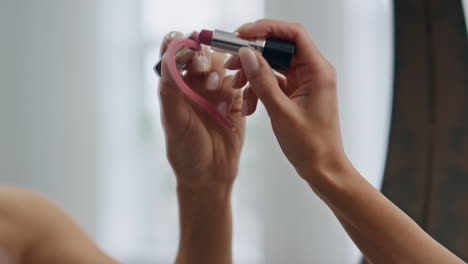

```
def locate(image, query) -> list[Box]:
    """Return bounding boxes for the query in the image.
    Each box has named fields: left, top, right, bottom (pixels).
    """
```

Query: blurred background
left=0, top=0, right=466, bottom=263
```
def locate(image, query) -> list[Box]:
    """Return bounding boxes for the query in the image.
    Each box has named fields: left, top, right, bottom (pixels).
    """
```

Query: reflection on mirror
left=1, top=0, right=467, bottom=263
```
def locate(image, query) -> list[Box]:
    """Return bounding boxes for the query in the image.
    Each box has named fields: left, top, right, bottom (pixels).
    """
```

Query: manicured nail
left=176, top=47, right=195, bottom=65
left=224, top=56, right=237, bottom=68
left=241, top=99, right=249, bottom=116
left=231, top=70, right=243, bottom=88
left=217, top=101, right=228, bottom=116
left=195, top=55, right=209, bottom=72
left=169, top=31, right=180, bottom=39
left=176, top=47, right=193, bottom=59
left=239, top=47, right=259, bottom=76
left=206, top=72, right=220, bottom=91
left=160, top=31, right=183, bottom=55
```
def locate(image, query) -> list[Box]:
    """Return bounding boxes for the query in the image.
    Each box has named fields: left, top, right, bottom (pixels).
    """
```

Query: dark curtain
left=362, top=0, right=468, bottom=262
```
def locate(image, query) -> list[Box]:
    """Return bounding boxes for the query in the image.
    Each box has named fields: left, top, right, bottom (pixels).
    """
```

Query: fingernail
left=195, top=55, right=210, bottom=72
left=224, top=56, right=235, bottom=68
left=169, top=31, right=179, bottom=39
left=239, top=47, right=259, bottom=76
left=231, top=70, right=243, bottom=88
left=217, top=101, right=228, bottom=116
left=165, top=31, right=183, bottom=42
left=241, top=99, right=249, bottom=116
left=206, top=72, right=220, bottom=91
left=224, top=55, right=239, bottom=69
left=176, top=47, right=194, bottom=63
left=160, top=31, right=183, bottom=55
left=201, top=45, right=211, bottom=55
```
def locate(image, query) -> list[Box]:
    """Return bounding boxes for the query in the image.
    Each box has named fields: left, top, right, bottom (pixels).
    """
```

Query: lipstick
left=200, top=30, right=295, bottom=71
left=154, top=29, right=296, bottom=76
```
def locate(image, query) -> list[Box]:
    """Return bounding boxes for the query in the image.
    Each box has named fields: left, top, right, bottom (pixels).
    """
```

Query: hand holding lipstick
left=224, top=19, right=464, bottom=264
left=159, top=20, right=464, bottom=264
left=159, top=31, right=245, bottom=185
left=229, top=20, right=346, bottom=183
left=159, top=31, right=245, bottom=264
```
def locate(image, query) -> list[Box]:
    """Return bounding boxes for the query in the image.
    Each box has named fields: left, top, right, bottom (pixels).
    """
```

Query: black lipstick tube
left=154, top=30, right=296, bottom=76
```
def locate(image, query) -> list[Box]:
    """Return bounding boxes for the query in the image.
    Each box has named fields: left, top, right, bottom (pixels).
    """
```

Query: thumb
left=238, top=47, right=290, bottom=116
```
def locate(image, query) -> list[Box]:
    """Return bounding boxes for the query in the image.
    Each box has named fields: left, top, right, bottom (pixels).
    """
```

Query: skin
left=0, top=20, right=464, bottom=264
left=0, top=185, right=118, bottom=264
left=159, top=31, right=244, bottom=264
left=228, top=20, right=465, bottom=264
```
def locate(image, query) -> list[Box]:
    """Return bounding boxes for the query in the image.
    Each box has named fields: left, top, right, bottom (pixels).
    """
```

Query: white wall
left=0, top=0, right=99, bottom=237
left=263, top=0, right=394, bottom=263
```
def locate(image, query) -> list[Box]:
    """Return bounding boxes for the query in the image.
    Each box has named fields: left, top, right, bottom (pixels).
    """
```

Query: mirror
left=1, top=0, right=466, bottom=263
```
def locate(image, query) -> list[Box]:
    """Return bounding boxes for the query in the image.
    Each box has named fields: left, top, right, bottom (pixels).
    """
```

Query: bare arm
left=175, top=183, right=233, bottom=264
left=235, top=19, right=465, bottom=263
left=158, top=32, right=245, bottom=264
left=0, top=185, right=117, bottom=264
left=307, top=160, right=463, bottom=264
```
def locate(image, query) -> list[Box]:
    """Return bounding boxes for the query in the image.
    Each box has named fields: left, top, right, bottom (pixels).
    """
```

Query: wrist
left=177, top=180, right=233, bottom=207
left=176, top=181, right=232, bottom=238
left=174, top=166, right=238, bottom=188
left=296, top=150, right=355, bottom=192
left=176, top=180, right=233, bottom=264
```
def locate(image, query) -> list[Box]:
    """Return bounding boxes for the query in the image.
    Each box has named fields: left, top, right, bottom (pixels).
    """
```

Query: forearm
left=332, top=207, right=381, bottom=263
left=304, top=161, right=464, bottom=264
left=0, top=185, right=117, bottom=264
left=176, top=182, right=233, bottom=264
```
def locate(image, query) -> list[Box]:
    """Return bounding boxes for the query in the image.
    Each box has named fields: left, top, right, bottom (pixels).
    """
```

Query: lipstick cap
left=263, top=38, right=295, bottom=71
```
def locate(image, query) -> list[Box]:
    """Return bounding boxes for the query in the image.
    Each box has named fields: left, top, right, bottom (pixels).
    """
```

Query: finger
left=185, top=50, right=227, bottom=98
left=175, top=47, right=196, bottom=66
left=238, top=47, right=292, bottom=117
left=160, top=31, right=197, bottom=72
left=160, top=31, right=184, bottom=57
left=241, top=86, right=258, bottom=116
left=223, top=76, right=245, bottom=132
left=205, top=71, right=221, bottom=92
left=175, top=31, right=201, bottom=65
left=240, top=75, right=286, bottom=117
left=235, top=19, right=327, bottom=71
left=159, top=53, right=190, bottom=131
left=217, top=76, right=237, bottom=117
left=205, top=51, right=228, bottom=93
left=224, top=55, right=242, bottom=70
left=206, top=50, right=228, bottom=79
left=231, top=69, right=247, bottom=89
left=229, top=88, right=245, bottom=131
left=190, top=45, right=212, bottom=74
left=219, top=76, right=242, bottom=119
left=274, top=73, right=293, bottom=97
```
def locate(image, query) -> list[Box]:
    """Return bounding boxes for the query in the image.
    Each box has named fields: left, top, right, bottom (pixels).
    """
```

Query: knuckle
left=162, top=31, right=182, bottom=47
left=256, top=18, right=272, bottom=24
left=319, top=63, right=337, bottom=87
left=292, top=22, right=306, bottom=32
